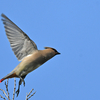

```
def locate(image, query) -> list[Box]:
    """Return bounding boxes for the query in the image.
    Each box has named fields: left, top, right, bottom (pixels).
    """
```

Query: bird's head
left=44, top=47, right=60, bottom=55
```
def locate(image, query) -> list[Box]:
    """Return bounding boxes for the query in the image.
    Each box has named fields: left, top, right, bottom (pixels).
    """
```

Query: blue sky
left=0, top=0, right=100, bottom=100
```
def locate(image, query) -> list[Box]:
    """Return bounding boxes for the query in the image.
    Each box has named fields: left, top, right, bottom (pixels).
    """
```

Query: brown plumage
left=0, top=14, right=60, bottom=96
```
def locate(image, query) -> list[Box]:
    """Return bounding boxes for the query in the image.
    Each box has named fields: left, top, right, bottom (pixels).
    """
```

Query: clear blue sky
left=0, top=0, right=100, bottom=100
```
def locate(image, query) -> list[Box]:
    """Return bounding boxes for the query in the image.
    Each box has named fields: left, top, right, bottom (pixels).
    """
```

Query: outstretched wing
left=1, top=14, right=38, bottom=61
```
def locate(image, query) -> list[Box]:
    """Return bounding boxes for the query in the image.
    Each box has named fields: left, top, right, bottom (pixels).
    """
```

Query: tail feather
left=0, top=72, right=18, bottom=83
left=0, top=78, right=4, bottom=83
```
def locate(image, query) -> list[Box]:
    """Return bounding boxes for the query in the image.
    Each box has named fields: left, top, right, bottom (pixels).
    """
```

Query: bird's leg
left=19, top=76, right=25, bottom=86
left=16, top=78, right=22, bottom=97
left=16, top=76, right=26, bottom=97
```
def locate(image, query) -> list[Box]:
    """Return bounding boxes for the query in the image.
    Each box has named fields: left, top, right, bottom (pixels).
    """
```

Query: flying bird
left=0, top=14, right=60, bottom=96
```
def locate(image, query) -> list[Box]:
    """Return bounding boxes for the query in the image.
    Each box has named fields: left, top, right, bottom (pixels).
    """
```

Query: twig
left=27, top=91, right=36, bottom=100
left=0, top=94, right=6, bottom=100
left=27, top=89, right=34, bottom=97
left=12, top=77, right=16, bottom=100
left=26, top=89, right=36, bottom=100
left=5, top=79, right=10, bottom=100
left=0, top=79, right=36, bottom=100
left=0, top=89, right=8, bottom=98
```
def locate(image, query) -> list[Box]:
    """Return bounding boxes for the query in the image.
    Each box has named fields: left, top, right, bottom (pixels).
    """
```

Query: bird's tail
left=0, top=72, right=18, bottom=83
left=0, top=78, right=4, bottom=83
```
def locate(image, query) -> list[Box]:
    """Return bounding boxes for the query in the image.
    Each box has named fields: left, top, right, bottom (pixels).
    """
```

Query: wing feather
left=1, top=14, right=38, bottom=61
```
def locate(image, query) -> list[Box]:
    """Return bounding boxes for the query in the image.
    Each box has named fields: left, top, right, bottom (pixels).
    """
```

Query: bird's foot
left=19, top=76, right=25, bottom=86
left=16, top=88, right=19, bottom=97
left=23, top=80, right=25, bottom=86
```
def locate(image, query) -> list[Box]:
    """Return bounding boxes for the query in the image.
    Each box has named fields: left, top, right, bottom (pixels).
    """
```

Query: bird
left=0, top=14, right=60, bottom=96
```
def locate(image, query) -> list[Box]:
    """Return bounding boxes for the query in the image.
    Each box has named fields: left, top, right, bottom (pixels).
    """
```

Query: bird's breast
left=16, top=52, right=48, bottom=76
left=16, top=50, right=54, bottom=76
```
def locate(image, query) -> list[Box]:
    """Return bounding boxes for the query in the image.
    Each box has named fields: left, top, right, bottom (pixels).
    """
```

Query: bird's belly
left=16, top=53, right=48, bottom=76
left=20, top=63, right=41, bottom=76
left=26, top=63, right=41, bottom=73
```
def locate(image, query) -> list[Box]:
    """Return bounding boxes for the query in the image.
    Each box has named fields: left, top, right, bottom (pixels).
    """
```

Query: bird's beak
left=57, top=52, right=61, bottom=55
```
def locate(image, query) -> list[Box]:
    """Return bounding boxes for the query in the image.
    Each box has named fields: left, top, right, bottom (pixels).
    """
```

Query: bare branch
left=0, top=78, right=36, bottom=100
left=0, top=89, right=8, bottom=98
left=26, top=89, right=36, bottom=100
left=5, top=79, right=10, bottom=100
left=27, top=89, right=34, bottom=97
left=27, top=91, right=36, bottom=100
left=12, top=77, right=16, bottom=100
left=0, top=94, right=6, bottom=100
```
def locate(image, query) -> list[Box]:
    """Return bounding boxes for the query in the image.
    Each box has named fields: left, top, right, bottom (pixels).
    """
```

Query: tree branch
left=5, top=79, right=10, bottom=100
left=26, top=89, right=36, bottom=100
left=0, top=94, right=6, bottom=100
left=12, top=78, right=16, bottom=100
left=0, top=78, right=36, bottom=100
left=0, top=88, right=8, bottom=98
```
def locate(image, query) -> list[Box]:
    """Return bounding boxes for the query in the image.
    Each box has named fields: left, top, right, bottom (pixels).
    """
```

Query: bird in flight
left=0, top=14, right=60, bottom=96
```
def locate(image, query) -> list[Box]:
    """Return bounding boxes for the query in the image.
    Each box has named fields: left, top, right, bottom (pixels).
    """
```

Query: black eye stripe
left=52, top=48, right=58, bottom=52
left=44, top=47, right=58, bottom=53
